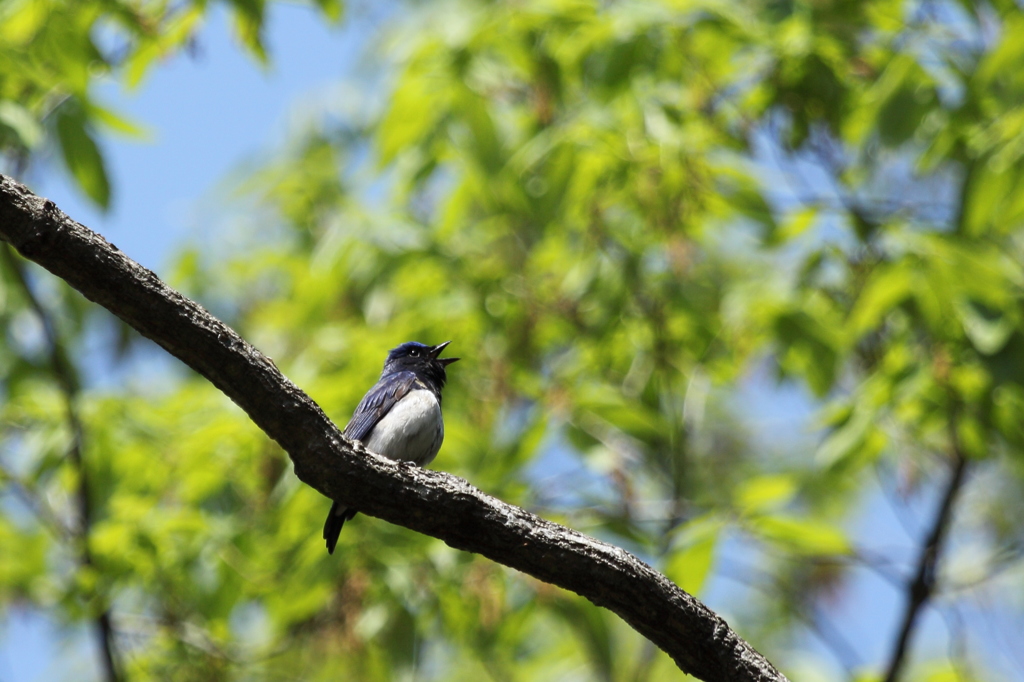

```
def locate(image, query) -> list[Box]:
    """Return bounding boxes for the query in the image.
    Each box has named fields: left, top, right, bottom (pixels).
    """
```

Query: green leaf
left=313, top=0, right=344, bottom=22
left=87, top=102, right=151, bottom=140
left=734, top=474, right=798, bottom=513
left=845, top=54, right=935, bottom=147
left=751, top=515, right=851, bottom=555
left=123, top=7, right=204, bottom=89
left=775, top=206, right=818, bottom=243
left=55, top=102, right=111, bottom=209
left=665, top=535, right=716, bottom=596
left=228, top=0, right=269, bottom=63
left=773, top=308, right=841, bottom=396
left=0, top=0, right=48, bottom=45
left=0, top=102, right=44, bottom=148
left=957, top=299, right=1016, bottom=355
left=378, top=72, right=450, bottom=166
left=459, top=87, right=504, bottom=173
left=0, top=519, right=47, bottom=593
left=847, top=262, right=913, bottom=340
left=816, top=399, right=885, bottom=471
left=665, top=516, right=721, bottom=595
left=877, top=81, right=935, bottom=148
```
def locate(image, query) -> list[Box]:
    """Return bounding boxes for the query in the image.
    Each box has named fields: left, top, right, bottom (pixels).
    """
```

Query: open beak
left=430, top=341, right=459, bottom=365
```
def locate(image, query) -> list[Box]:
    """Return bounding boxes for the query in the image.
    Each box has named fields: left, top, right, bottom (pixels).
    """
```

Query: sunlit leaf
left=0, top=101, right=43, bottom=148
left=734, top=474, right=798, bottom=513
left=750, top=515, right=851, bottom=556
left=847, top=262, right=912, bottom=340
left=87, top=102, right=151, bottom=140
left=665, top=516, right=721, bottom=596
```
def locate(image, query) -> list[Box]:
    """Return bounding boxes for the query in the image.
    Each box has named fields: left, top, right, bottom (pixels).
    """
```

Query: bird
left=323, top=340, right=459, bottom=554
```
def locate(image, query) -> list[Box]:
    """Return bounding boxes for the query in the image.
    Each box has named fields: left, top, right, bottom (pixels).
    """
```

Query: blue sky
left=36, top=3, right=367, bottom=273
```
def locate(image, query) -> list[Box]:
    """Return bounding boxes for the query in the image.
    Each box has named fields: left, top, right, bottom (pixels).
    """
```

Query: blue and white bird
left=323, top=340, right=459, bottom=554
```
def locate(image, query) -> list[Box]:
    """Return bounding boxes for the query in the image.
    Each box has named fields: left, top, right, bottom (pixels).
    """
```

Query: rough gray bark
left=0, top=173, right=788, bottom=682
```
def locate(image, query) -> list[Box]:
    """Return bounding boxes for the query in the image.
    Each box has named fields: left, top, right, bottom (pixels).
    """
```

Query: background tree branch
left=2, top=243, right=122, bottom=682
left=0, top=174, right=787, bottom=682
left=881, top=416, right=970, bottom=682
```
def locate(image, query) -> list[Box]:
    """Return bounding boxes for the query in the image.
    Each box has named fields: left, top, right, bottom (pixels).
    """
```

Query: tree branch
left=881, top=441, right=969, bottom=682
left=2, top=244, right=122, bottom=682
left=0, top=173, right=787, bottom=682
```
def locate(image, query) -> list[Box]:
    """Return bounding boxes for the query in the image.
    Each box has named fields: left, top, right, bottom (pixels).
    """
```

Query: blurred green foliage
left=3, top=0, right=1024, bottom=680
left=0, top=0, right=342, bottom=203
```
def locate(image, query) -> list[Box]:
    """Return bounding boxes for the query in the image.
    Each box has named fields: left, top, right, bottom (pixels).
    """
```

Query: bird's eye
left=409, top=349, right=419, bottom=357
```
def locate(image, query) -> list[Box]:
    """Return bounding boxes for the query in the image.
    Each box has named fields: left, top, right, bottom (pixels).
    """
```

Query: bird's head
left=382, top=341, right=459, bottom=386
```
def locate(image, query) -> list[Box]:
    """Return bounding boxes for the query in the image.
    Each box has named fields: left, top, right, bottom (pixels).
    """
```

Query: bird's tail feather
left=323, top=501, right=359, bottom=554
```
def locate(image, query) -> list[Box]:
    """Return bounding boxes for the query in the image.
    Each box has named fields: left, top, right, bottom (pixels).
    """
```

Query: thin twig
left=880, top=424, right=969, bottom=682
left=2, top=245, right=122, bottom=682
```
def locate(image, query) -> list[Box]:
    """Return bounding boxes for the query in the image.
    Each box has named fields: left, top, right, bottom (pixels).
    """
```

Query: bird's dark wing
left=342, top=371, right=419, bottom=442
left=325, top=372, right=420, bottom=553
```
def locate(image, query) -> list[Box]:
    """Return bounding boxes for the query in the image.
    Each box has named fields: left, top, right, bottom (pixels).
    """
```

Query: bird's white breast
left=364, top=389, right=444, bottom=466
